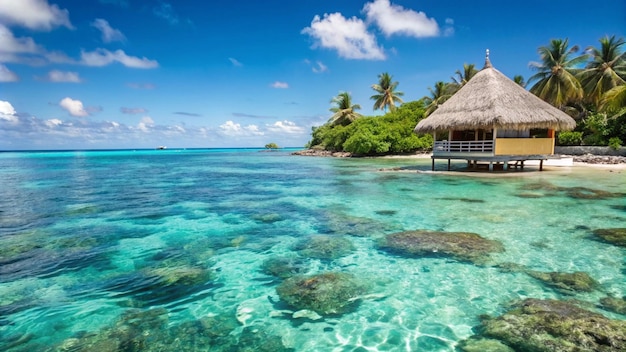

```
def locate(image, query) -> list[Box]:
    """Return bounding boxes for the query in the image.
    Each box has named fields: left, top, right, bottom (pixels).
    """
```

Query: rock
left=261, top=256, right=309, bottom=279
left=526, top=270, right=599, bottom=294
left=276, top=272, right=367, bottom=315
left=600, top=296, right=626, bottom=315
left=592, top=228, right=626, bottom=247
left=291, top=149, right=352, bottom=157
left=293, top=235, right=354, bottom=260
left=292, top=309, right=323, bottom=320
left=457, top=337, right=515, bottom=352
left=480, top=299, right=626, bottom=352
left=378, top=230, right=504, bottom=264
left=572, top=154, right=626, bottom=164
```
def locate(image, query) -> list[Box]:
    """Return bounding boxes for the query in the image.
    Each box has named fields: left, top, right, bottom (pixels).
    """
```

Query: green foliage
left=305, top=100, right=432, bottom=156
left=264, top=142, right=279, bottom=149
left=557, top=131, right=583, bottom=146
left=608, top=137, right=622, bottom=150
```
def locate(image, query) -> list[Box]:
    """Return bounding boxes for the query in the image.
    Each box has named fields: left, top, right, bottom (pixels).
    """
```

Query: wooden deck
left=431, top=154, right=562, bottom=171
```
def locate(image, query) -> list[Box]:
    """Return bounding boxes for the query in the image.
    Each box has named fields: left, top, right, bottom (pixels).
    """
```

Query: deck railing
left=433, top=140, right=494, bottom=154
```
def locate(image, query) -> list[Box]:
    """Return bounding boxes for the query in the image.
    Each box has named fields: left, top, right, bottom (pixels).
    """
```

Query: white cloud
left=363, top=0, right=439, bottom=38
left=229, top=57, right=242, bottom=67
left=219, top=120, right=264, bottom=136
left=80, top=49, right=158, bottom=68
left=0, top=0, right=72, bottom=30
left=443, top=18, right=455, bottom=36
left=46, top=70, right=81, bottom=82
left=302, top=12, right=385, bottom=60
left=91, top=19, right=126, bottom=43
left=137, top=116, right=154, bottom=132
left=59, top=97, right=88, bottom=117
left=266, top=120, right=305, bottom=134
left=271, top=81, right=289, bottom=89
left=0, top=100, right=18, bottom=123
left=0, top=64, right=18, bottom=81
left=312, top=61, right=328, bottom=73
left=44, top=118, right=63, bottom=128
left=0, top=24, right=40, bottom=54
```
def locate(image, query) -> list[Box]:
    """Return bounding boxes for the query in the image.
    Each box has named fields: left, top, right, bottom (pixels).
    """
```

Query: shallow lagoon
left=0, top=149, right=624, bottom=351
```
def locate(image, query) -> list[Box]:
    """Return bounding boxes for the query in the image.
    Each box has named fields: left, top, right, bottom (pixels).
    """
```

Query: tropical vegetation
left=304, top=35, right=625, bottom=155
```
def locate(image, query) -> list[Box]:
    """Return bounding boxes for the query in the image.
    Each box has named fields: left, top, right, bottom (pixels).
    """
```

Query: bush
left=608, top=137, right=622, bottom=150
left=558, top=131, right=583, bottom=146
left=305, top=100, right=433, bottom=155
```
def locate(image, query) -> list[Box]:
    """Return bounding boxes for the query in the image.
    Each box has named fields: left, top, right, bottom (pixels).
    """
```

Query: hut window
left=497, top=129, right=530, bottom=138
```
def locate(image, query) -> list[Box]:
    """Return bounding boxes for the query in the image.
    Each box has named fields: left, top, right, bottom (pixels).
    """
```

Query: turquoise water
left=0, top=149, right=624, bottom=351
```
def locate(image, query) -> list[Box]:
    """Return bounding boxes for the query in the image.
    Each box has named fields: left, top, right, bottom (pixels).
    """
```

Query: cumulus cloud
left=121, top=107, right=147, bottom=114
left=229, top=57, right=242, bottom=67
left=266, top=120, right=305, bottom=134
left=59, top=97, right=88, bottom=117
left=219, top=120, right=263, bottom=137
left=45, top=70, right=81, bottom=82
left=137, top=116, right=154, bottom=132
left=363, top=0, right=439, bottom=38
left=302, top=13, right=385, bottom=60
left=271, top=81, right=289, bottom=89
left=80, top=49, right=158, bottom=68
left=0, top=100, right=18, bottom=123
left=0, top=64, right=18, bottom=81
left=91, top=19, right=126, bottom=43
left=0, top=0, right=72, bottom=30
left=0, top=24, right=40, bottom=55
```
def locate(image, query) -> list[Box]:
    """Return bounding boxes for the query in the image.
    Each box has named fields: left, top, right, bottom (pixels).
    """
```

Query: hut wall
left=494, top=138, right=554, bottom=155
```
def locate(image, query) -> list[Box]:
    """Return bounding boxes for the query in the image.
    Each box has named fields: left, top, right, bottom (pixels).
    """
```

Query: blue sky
left=1, top=0, right=624, bottom=150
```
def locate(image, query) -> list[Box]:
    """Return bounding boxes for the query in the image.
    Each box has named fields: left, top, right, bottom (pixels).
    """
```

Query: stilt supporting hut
left=414, top=50, right=576, bottom=171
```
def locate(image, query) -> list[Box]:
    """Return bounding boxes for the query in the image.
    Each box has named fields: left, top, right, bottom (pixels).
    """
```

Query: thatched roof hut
left=414, top=51, right=576, bottom=133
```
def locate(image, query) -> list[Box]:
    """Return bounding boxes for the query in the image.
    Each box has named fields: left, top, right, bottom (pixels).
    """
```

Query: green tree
left=370, top=72, right=404, bottom=112
left=329, top=92, right=362, bottom=126
left=528, top=38, right=587, bottom=108
left=423, top=81, right=455, bottom=116
left=265, top=142, right=279, bottom=149
left=578, top=35, right=626, bottom=105
left=450, top=63, right=478, bottom=93
left=601, top=84, right=626, bottom=116
left=513, top=75, right=527, bottom=88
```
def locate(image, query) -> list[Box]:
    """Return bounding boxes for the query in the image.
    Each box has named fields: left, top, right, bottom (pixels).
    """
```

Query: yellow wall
left=494, top=138, right=554, bottom=155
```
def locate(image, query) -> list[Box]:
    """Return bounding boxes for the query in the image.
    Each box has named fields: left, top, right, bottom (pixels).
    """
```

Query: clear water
left=0, top=149, right=624, bottom=351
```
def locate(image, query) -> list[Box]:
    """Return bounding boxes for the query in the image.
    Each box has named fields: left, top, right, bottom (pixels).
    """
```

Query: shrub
left=608, top=137, right=622, bottom=150
left=558, top=131, right=583, bottom=146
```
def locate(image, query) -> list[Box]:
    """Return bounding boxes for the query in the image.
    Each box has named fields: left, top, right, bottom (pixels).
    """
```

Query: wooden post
left=432, top=158, right=435, bottom=171
left=447, top=159, right=451, bottom=171
left=540, top=160, right=544, bottom=171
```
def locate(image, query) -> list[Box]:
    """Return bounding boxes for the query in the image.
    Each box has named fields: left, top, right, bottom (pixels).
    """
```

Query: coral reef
left=592, top=228, right=626, bottom=247
left=293, top=235, right=354, bottom=260
left=378, top=230, right=504, bottom=264
left=479, top=299, right=626, bottom=351
left=276, top=272, right=367, bottom=315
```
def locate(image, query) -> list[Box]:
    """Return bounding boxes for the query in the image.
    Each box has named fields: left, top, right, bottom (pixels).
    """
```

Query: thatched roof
left=414, top=52, right=576, bottom=133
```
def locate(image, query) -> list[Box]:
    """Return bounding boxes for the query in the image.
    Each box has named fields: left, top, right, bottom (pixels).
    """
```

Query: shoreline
left=292, top=149, right=626, bottom=169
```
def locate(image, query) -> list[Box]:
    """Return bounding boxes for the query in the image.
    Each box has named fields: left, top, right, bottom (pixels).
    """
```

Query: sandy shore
left=293, top=149, right=626, bottom=172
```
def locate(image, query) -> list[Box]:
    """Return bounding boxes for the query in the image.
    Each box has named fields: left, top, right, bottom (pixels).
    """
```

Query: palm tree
left=450, top=63, right=478, bottom=92
left=578, top=35, right=626, bottom=106
left=600, top=84, right=626, bottom=117
left=329, top=92, right=362, bottom=126
left=528, top=38, right=587, bottom=108
left=423, top=81, right=455, bottom=116
left=513, top=75, right=526, bottom=88
left=370, top=72, right=404, bottom=112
